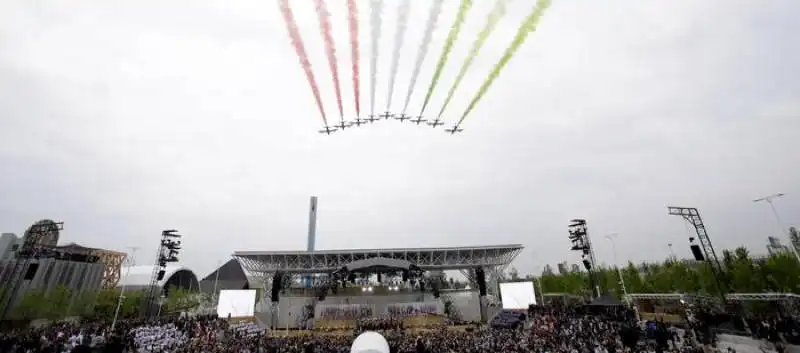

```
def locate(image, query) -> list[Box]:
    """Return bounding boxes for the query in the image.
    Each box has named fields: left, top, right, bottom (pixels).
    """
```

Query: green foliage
left=43, top=285, right=72, bottom=320
left=534, top=247, right=800, bottom=296
left=164, top=286, right=200, bottom=313
left=4, top=284, right=199, bottom=320
left=13, top=289, right=46, bottom=320
left=71, top=290, right=98, bottom=317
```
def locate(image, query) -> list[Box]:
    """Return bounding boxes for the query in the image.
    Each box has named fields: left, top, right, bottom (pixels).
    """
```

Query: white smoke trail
left=383, top=0, right=411, bottom=112
left=369, top=0, right=383, bottom=116
left=401, top=0, right=444, bottom=115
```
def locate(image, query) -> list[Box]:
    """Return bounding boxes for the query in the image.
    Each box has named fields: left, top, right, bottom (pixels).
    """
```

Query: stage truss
left=234, top=244, right=523, bottom=296
left=56, top=243, right=127, bottom=289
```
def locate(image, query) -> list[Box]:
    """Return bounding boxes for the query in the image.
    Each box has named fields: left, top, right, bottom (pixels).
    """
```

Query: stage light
left=362, top=287, right=367, bottom=292
left=367, top=287, right=373, bottom=292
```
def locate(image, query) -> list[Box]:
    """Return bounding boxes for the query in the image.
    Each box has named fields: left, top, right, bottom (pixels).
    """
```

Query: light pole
left=111, top=247, right=138, bottom=331
left=535, top=273, right=544, bottom=305
left=754, top=193, right=800, bottom=263
left=604, top=234, right=629, bottom=301
left=668, top=243, right=676, bottom=262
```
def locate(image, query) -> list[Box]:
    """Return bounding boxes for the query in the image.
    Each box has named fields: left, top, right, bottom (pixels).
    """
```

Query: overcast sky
left=1, top=0, right=798, bottom=279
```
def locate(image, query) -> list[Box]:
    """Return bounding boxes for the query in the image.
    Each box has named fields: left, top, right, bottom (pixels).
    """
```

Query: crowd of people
left=0, top=302, right=798, bottom=353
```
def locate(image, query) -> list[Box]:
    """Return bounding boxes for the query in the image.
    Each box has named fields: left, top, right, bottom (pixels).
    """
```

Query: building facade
left=0, top=233, right=23, bottom=261
left=0, top=257, right=105, bottom=313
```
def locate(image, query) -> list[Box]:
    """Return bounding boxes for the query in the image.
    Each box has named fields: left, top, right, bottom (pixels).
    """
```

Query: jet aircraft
left=394, top=114, right=411, bottom=122
left=410, top=116, right=427, bottom=125
left=334, top=120, right=352, bottom=130
left=380, top=111, right=393, bottom=120
left=365, top=114, right=379, bottom=123
left=318, top=125, right=338, bottom=135
left=351, top=117, right=368, bottom=127
left=426, top=117, right=445, bottom=127
left=444, top=126, right=464, bottom=134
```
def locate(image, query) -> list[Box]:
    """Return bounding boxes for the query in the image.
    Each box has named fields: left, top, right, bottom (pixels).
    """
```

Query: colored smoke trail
left=314, top=0, right=345, bottom=120
left=437, top=0, right=507, bottom=118
left=401, top=0, right=444, bottom=115
left=346, top=0, right=361, bottom=117
left=369, top=0, right=384, bottom=116
left=384, top=0, right=411, bottom=112
left=418, top=0, right=472, bottom=116
left=454, top=0, right=551, bottom=128
left=278, top=0, right=328, bottom=125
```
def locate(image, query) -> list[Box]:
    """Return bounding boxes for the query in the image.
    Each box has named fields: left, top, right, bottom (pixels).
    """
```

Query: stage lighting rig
left=144, top=229, right=183, bottom=316
left=567, top=219, right=600, bottom=298
left=668, top=206, right=728, bottom=300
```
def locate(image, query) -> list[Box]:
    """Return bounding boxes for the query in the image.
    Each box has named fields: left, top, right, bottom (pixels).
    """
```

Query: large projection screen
left=216, top=289, right=257, bottom=318
left=499, top=281, right=537, bottom=309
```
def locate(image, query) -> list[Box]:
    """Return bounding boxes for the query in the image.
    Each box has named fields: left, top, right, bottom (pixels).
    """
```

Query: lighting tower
left=145, top=229, right=182, bottom=316
left=567, top=219, right=600, bottom=298
left=0, top=220, right=64, bottom=321
left=667, top=206, right=728, bottom=299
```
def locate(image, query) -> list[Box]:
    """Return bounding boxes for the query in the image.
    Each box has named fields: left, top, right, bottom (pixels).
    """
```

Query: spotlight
left=362, top=287, right=367, bottom=292
left=367, top=287, right=373, bottom=292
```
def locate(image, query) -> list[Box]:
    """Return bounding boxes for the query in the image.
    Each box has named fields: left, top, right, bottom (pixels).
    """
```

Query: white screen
left=499, top=281, right=537, bottom=309
left=216, top=289, right=257, bottom=318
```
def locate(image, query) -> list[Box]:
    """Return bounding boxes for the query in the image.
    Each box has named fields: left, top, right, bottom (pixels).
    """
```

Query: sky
left=1, top=0, right=799, bottom=280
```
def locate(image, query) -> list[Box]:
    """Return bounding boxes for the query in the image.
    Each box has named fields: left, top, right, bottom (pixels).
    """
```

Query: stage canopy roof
left=234, top=244, right=523, bottom=275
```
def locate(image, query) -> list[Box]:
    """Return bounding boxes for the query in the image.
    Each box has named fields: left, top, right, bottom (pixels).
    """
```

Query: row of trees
left=527, top=247, right=800, bottom=297
left=0, top=285, right=202, bottom=321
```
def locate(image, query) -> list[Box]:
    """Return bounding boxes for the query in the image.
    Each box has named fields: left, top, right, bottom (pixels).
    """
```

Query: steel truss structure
left=55, top=243, right=126, bottom=288
left=235, top=244, right=523, bottom=296
left=667, top=206, right=728, bottom=299
left=626, top=293, right=800, bottom=303
left=726, top=293, right=800, bottom=302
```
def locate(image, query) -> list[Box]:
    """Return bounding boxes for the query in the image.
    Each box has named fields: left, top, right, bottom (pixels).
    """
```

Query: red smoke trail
left=279, top=0, right=328, bottom=125
left=314, top=0, right=345, bottom=120
left=347, top=0, right=361, bottom=117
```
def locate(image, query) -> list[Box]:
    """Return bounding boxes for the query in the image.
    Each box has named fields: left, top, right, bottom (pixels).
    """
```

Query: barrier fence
left=314, top=301, right=443, bottom=321
left=386, top=302, right=442, bottom=317
left=315, top=304, right=375, bottom=320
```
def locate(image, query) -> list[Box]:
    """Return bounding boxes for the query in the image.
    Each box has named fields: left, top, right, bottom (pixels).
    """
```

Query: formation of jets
left=318, top=112, right=463, bottom=135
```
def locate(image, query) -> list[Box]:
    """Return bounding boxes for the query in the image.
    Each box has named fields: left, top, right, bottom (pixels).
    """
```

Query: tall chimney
left=307, top=196, right=318, bottom=252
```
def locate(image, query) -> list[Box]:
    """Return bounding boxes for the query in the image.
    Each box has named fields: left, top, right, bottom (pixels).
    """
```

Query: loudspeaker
left=475, top=268, right=487, bottom=296
left=582, top=259, right=592, bottom=271
left=402, top=270, right=409, bottom=282
left=348, top=272, right=356, bottom=283
left=271, top=273, right=282, bottom=302
left=23, top=263, right=39, bottom=280
left=690, top=245, right=705, bottom=261
left=377, top=273, right=382, bottom=283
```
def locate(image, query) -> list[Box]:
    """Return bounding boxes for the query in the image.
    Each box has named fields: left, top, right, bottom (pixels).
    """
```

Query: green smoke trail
left=453, top=0, right=551, bottom=128
left=418, top=0, right=472, bottom=116
left=437, top=0, right=507, bottom=118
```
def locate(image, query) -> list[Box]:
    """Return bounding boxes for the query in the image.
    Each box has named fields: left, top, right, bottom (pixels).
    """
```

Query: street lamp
left=753, top=193, right=800, bottom=263
left=604, top=234, right=629, bottom=301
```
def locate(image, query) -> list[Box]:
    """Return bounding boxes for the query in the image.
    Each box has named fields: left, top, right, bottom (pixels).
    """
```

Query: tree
left=43, top=285, right=72, bottom=320
left=71, top=290, right=97, bottom=317
left=525, top=248, right=800, bottom=297
left=121, top=290, right=146, bottom=317
left=165, top=286, right=200, bottom=313
left=13, top=290, right=46, bottom=320
left=92, top=288, right=120, bottom=319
